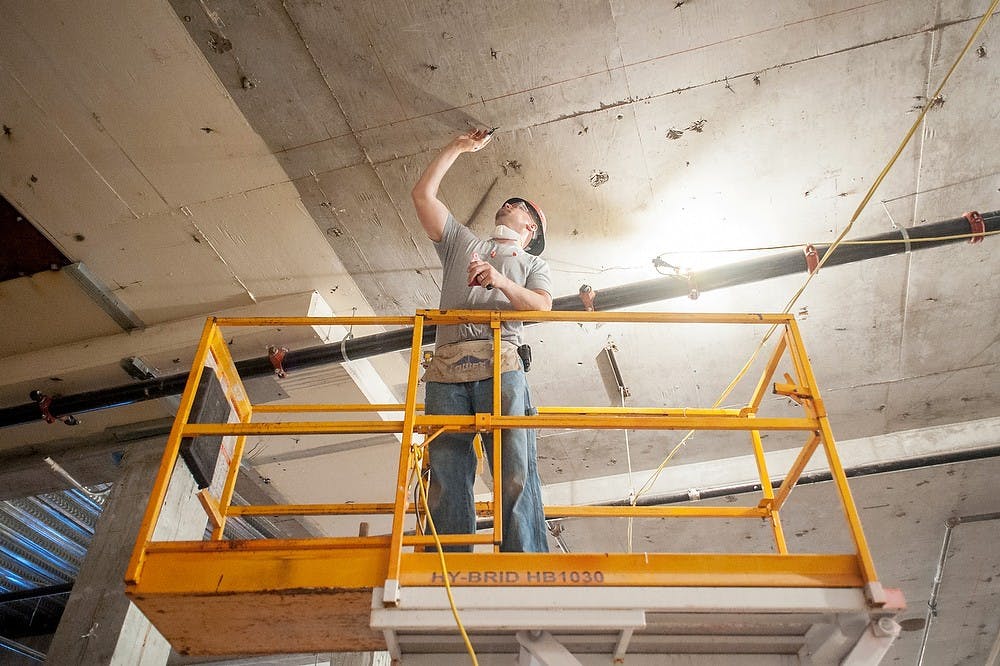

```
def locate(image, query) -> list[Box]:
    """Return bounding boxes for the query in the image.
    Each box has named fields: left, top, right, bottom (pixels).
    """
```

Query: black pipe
left=557, top=209, right=999, bottom=312
left=2, top=210, right=995, bottom=429
left=0, top=582, right=73, bottom=604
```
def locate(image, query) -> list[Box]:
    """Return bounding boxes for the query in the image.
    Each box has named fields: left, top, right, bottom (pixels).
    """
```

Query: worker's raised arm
left=411, top=129, right=493, bottom=242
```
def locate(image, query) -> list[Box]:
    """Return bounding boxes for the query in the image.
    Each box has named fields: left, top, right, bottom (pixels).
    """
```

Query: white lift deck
left=372, top=584, right=905, bottom=665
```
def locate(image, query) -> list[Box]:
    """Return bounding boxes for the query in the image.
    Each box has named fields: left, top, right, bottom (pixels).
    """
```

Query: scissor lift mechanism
left=125, top=311, right=904, bottom=664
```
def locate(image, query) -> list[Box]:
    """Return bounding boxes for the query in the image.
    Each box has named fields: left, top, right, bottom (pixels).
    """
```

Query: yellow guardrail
left=124, top=310, right=885, bottom=608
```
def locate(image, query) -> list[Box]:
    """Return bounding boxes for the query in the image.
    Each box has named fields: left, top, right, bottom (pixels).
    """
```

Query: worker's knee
left=502, top=471, right=526, bottom=498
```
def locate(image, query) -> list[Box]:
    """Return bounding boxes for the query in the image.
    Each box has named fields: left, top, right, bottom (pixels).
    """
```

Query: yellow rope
left=412, top=446, right=479, bottom=665
left=632, top=2, right=998, bottom=507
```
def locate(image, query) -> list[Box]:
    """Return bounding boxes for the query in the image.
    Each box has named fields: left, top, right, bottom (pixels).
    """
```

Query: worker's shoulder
left=524, top=252, right=550, bottom=271
left=439, top=213, right=482, bottom=246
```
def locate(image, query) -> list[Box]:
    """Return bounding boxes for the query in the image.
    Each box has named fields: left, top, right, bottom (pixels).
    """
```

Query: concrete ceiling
left=1, top=1, right=999, bottom=663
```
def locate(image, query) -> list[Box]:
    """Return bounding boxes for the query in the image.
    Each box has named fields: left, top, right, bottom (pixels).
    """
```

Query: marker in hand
left=468, top=252, right=493, bottom=290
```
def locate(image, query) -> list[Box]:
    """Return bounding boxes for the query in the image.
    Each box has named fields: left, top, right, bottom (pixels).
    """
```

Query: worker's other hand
left=452, top=128, right=494, bottom=154
left=467, top=254, right=503, bottom=290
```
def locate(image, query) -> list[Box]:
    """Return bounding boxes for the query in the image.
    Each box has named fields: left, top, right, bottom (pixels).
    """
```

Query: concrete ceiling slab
left=168, top=0, right=356, bottom=142
left=2, top=2, right=290, bottom=208
left=886, top=360, right=1000, bottom=429
left=0, top=62, right=139, bottom=249
left=294, top=162, right=443, bottom=313
left=611, top=1, right=935, bottom=92
left=923, top=518, right=1000, bottom=663
left=286, top=0, right=628, bottom=130
left=0, top=271, right=122, bottom=356
left=65, top=207, right=254, bottom=322
left=1, top=2, right=999, bottom=660
left=911, top=17, right=1000, bottom=222
left=901, top=247, right=1000, bottom=373
left=167, top=0, right=369, bottom=181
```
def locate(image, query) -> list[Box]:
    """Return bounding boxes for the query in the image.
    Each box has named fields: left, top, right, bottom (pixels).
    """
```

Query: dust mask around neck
left=492, top=224, right=523, bottom=244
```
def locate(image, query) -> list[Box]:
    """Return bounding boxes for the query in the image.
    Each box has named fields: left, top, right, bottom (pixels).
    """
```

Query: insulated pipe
left=1, top=210, right=996, bottom=429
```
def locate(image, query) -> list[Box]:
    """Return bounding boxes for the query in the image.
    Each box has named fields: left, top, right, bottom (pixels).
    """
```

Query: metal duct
left=0, top=210, right=995, bottom=429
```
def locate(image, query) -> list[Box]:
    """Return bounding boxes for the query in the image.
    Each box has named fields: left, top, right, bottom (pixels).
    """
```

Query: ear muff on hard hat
left=504, top=197, right=546, bottom=256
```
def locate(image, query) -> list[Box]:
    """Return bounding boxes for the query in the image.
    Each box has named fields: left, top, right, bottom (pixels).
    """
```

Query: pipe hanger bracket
left=803, top=244, right=820, bottom=274
left=964, top=211, right=985, bottom=244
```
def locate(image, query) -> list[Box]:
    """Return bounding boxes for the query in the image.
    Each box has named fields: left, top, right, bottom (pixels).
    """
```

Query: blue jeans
left=425, top=370, right=548, bottom=552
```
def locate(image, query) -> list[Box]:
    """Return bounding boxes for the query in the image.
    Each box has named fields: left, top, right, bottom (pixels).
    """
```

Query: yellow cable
left=835, top=230, right=1000, bottom=245
left=634, top=2, right=998, bottom=504
left=412, top=447, right=479, bottom=665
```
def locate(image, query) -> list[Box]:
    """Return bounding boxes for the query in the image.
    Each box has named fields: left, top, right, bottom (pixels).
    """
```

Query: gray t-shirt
left=433, top=214, right=552, bottom=348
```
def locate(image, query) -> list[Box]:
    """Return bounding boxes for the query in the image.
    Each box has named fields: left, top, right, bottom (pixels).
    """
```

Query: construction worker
left=411, top=128, right=551, bottom=552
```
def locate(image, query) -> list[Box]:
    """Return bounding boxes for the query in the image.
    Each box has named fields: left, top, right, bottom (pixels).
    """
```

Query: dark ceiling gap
left=0, top=193, right=71, bottom=282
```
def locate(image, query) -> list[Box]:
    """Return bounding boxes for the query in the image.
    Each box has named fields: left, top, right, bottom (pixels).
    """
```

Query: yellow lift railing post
left=199, top=321, right=254, bottom=541
left=125, top=317, right=217, bottom=585
left=384, top=314, right=425, bottom=605
left=749, top=421, right=787, bottom=554
left=747, top=331, right=787, bottom=413
left=491, top=310, right=503, bottom=551
left=785, top=317, right=882, bottom=602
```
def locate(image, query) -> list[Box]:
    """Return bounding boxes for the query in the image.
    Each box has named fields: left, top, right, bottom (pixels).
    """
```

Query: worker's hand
left=451, top=128, right=494, bottom=154
left=467, top=253, right=505, bottom=291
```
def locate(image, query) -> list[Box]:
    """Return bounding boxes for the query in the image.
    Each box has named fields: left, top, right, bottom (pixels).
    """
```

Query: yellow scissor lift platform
left=125, top=311, right=904, bottom=665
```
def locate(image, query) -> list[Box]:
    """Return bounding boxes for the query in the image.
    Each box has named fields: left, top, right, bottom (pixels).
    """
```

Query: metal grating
left=0, top=482, right=273, bottom=643
left=0, top=487, right=105, bottom=638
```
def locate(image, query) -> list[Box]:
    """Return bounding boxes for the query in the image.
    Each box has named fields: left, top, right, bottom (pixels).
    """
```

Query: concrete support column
left=45, top=438, right=205, bottom=665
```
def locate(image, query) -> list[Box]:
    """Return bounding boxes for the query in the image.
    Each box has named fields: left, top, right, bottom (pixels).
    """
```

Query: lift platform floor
left=126, top=542, right=899, bottom=660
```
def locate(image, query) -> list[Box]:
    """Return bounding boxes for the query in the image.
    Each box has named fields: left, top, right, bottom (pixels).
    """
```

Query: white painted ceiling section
left=0, top=1, right=999, bottom=664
